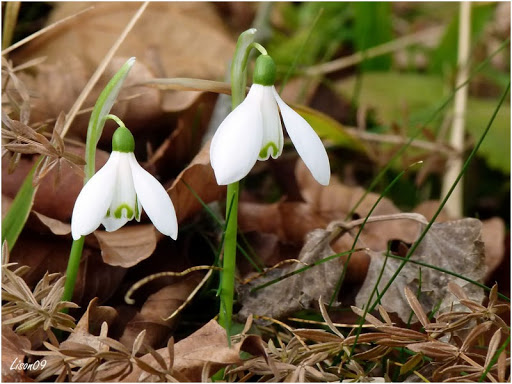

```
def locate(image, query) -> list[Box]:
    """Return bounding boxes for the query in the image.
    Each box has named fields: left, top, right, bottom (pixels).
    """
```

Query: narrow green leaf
left=2, top=162, right=38, bottom=252
left=85, top=57, right=135, bottom=181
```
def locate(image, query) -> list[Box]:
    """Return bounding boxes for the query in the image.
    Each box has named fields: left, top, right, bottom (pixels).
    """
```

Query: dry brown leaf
left=168, top=140, right=225, bottom=223
left=295, top=160, right=419, bottom=250
left=120, top=272, right=203, bottom=352
left=94, top=225, right=157, bottom=268
left=237, top=229, right=343, bottom=321
left=14, top=2, right=233, bottom=78
left=123, top=319, right=242, bottom=382
left=32, top=211, right=71, bottom=236
left=239, top=201, right=328, bottom=244
left=62, top=298, right=117, bottom=351
left=356, top=218, right=487, bottom=322
left=481, top=217, right=506, bottom=279
left=1, top=325, right=32, bottom=382
left=150, top=92, right=217, bottom=175
left=10, top=234, right=126, bottom=306
left=12, top=2, right=234, bottom=136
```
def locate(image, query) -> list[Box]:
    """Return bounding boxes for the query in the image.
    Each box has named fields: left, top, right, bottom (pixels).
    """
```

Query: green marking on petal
left=106, top=208, right=111, bottom=217
left=114, top=204, right=134, bottom=219
left=135, top=196, right=140, bottom=221
left=259, top=142, right=279, bottom=159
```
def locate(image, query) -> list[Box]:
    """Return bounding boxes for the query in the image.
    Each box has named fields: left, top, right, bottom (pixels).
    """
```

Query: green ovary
left=113, top=204, right=134, bottom=219
left=259, top=142, right=279, bottom=158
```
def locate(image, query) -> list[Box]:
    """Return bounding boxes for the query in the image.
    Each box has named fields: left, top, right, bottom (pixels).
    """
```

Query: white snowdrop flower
left=210, top=54, right=330, bottom=186
left=71, top=126, right=178, bottom=240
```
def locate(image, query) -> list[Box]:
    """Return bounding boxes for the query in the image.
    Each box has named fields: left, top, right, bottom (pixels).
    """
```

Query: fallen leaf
left=237, top=229, right=343, bottom=321
left=62, top=298, right=117, bottom=352
left=32, top=211, right=70, bottom=236
left=168, top=140, right=226, bottom=223
left=12, top=2, right=235, bottom=137
left=295, top=160, right=419, bottom=250
left=120, top=272, right=203, bottom=352
left=94, top=225, right=157, bottom=268
left=123, top=319, right=242, bottom=382
left=1, top=325, right=32, bottom=382
left=356, top=218, right=487, bottom=322
left=481, top=217, right=505, bottom=280
left=150, top=92, right=217, bottom=176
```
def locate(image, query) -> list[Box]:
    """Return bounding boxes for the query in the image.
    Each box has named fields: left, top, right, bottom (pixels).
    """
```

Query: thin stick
left=343, top=126, right=456, bottom=155
left=305, top=26, right=443, bottom=76
left=441, top=2, right=471, bottom=217
left=2, top=6, right=94, bottom=55
left=61, top=2, right=149, bottom=138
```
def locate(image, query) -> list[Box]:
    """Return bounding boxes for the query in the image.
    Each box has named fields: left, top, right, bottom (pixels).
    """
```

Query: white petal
left=128, top=153, right=178, bottom=239
left=272, top=87, right=331, bottom=185
left=106, top=152, right=137, bottom=220
left=102, top=215, right=129, bottom=232
left=258, top=86, right=283, bottom=160
left=71, top=153, right=118, bottom=240
left=210, top=85, right=264, bottom=185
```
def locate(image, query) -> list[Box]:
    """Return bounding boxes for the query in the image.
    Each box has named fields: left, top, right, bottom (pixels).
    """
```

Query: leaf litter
left=2, top=2, right=510, bottom=382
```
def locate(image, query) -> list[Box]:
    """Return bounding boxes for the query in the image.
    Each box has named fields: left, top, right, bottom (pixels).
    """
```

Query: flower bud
left=112, top=126, right=135, bottom=153
left=253, top=54, right=276, bottom=86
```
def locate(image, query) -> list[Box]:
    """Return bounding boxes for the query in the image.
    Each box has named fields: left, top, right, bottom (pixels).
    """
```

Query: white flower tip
left=71, top=230, right=82, bottom=241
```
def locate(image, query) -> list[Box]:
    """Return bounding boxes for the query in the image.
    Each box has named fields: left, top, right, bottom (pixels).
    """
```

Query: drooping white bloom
left=210, top=54, right=330, bottom=186
left=71, top=127, right=178, bottom=240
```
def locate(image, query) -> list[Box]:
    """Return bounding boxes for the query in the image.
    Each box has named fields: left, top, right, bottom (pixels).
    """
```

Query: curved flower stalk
left=71, top=126, right=178, bottom=240
left=210, top=54, right=330, bottom=186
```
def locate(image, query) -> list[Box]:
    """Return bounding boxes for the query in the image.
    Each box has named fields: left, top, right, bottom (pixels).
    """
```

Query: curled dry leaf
left=60, top=298, right=117, bottom=359
left=168, top=140, right=225, bottom=223
left=94, top=225, right=157, bottom=268
left=120, top=272, right=203, bottom=352
left=356, top=218, right=487, bottom=322
left=123, top=319, right=247, bottom=382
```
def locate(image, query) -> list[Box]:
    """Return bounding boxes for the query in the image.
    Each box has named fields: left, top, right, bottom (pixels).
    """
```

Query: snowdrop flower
left=71, top=126, right=178, bottom=240
left=210, top=54, right=330, bottom=186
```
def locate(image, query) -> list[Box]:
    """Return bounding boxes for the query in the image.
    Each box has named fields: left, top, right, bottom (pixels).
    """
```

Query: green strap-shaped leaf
left=2, top=162, right=37, bottom=252
left=85, top=57, right=135, bottom=181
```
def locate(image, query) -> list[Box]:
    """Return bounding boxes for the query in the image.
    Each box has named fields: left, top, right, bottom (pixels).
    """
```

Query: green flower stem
left=218, top=182, right=239, bottom=336
left=62, top=237, right=85, bottom=303
left=218, top=28, right=257, bottom=339
left=62, top=58, right=135, bottom=304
